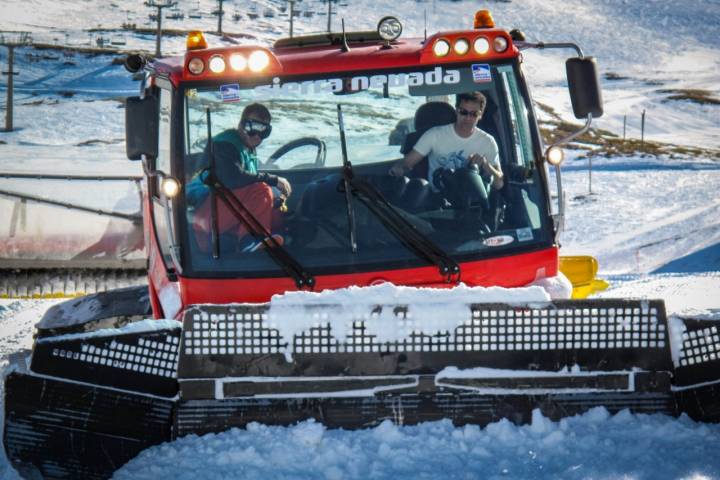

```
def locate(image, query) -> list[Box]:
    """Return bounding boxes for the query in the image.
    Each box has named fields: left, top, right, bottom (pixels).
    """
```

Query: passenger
left=389, top=91, right=503, bottom=192
left=187, top=103, right=291, bottom=251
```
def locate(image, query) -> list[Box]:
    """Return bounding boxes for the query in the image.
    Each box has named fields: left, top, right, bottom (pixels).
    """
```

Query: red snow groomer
left=5, top=12, right=719, bottom=479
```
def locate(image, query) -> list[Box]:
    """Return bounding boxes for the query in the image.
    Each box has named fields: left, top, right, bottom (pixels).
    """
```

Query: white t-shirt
left=413, top=124, right=499, bottom=190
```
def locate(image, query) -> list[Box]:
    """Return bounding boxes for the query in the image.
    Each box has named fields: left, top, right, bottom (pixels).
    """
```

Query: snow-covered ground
left=1, top=0, right=719, bottom=478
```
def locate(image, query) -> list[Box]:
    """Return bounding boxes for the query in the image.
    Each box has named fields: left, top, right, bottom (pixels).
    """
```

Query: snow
left=114, top=411, right=720, bottom=480
left=1, top=0, right=720, bottom=478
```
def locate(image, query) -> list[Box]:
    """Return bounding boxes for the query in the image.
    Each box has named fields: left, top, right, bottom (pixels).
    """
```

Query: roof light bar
left=248, top=50, right=270, bottom=72
left=454, top=38, right=470, bottom=55
left=187, top=57, right=205, bottom=75
left=433, top=39, right=451, bottom=57
left=208, top=55, right=226, bottom=73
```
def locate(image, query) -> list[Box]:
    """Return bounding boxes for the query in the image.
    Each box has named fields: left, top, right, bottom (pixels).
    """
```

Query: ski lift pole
left=2, top=45, right=17, bottom=132
left=337, top=104, right=357, bottom=253
left=145, top=0, right=176, bottom=57
left=1, top=33, right=31, bottom=132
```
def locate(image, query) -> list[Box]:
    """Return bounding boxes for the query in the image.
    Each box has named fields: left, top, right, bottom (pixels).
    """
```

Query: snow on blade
left=267, top=283, right=551, bottom=360
left=35, top=319, right=182, bottom=344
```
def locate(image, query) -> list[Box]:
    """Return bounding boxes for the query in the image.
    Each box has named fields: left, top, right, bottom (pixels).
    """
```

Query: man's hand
left=276, top=176, right=292, bottom=198
left=468, top=153, right=488, bottom=171
left=388, top=164, right=406, bottom=177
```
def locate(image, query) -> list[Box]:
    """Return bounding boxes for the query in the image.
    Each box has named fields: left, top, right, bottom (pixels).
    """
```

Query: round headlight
left=433, top=39, right=450, bottom=57
left=161, top=177, right=181, bottom=198
left=473, top=37, right=490, bottom=54
left=187, top=57, right=205, bottom=75
left=546, top=146, right=564, bottom=166
left=494, top=36, right=509, bottom=53
left=209, top=55, right=226, bottom=73
left=248, top=50, right=270, bottom=72
left=454, top=38, right=469, bottom=55
left=377, top=16, right=403, bottom=41
left=229, top=53, right=247, bottom=71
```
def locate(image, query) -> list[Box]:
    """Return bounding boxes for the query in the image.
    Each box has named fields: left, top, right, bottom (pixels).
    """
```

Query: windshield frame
left=173, top=58, right=554, bottom=279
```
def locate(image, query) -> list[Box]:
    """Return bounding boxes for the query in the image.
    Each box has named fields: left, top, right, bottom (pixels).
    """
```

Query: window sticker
left=483, top=235, right=514, bottom=247
left=253, top=67, right=461, bottom=96
left=471, top=64, right=492, bottom=83
left=219, top=83, right=241, bottom=102
left=516, top=227, right=533, bottom=242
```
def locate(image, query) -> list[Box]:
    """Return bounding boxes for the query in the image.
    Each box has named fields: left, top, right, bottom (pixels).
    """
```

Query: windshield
left=180, top=62, right=550, bottom=277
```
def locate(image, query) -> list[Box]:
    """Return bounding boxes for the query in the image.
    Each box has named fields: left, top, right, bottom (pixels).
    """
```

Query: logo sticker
left=471, top=64, right=492, bottom=83
left=483, top=235, right=514, bottom=247
left=219, top=83, right=241, bottom=102
left=516, top=227, right=533, bottom=242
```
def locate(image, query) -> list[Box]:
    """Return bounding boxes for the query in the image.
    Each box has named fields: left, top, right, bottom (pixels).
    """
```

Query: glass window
left=154, top=89, right=175, bottom=267
left=181, top=63, right=551, bottom=276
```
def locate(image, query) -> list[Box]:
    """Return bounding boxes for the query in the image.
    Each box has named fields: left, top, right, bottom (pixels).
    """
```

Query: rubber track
left=0, top=269, right=147, bottom=299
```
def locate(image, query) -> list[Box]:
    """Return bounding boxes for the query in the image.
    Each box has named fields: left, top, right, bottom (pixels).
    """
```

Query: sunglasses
left=241, top=119, right=272, bottom=139
left=457, top=107, right=481, bottom=117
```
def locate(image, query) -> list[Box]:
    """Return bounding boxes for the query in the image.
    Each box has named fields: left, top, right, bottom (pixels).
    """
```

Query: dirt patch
left=21, top=98, right=59, bottom=106
left=604, top=72, right=629, bottom=81
left=660, top=89, right=720, bottom=106
left=76, top=138, right=123, bottom=146
left=539, top=119, right=720, bottom=161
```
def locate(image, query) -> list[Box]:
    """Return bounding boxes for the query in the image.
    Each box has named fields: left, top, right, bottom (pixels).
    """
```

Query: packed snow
left=1, top=0, right=720, bottom=478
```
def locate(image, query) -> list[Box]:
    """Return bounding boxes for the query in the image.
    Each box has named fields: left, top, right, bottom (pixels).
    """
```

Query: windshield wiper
left=336, top=105, right=460, bottom=283
left=202, top=172, right=315, bottom=290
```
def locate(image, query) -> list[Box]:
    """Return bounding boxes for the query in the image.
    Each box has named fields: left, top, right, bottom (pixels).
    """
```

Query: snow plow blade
left=4, top=299, right=720, bottom=478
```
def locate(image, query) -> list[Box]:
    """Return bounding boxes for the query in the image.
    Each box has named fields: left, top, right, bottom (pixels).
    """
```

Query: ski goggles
left=241, top=119, right=272, bottom=139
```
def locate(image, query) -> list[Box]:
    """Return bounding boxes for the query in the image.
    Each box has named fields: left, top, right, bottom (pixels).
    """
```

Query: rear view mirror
left=125, top=95, right=159, bottom=160
left=566, top=57, right=603, bottom=119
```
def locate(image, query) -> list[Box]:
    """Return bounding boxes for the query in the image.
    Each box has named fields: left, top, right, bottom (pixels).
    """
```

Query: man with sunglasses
left=188, top=103, right=291, bottom=251
left=389, top=91, right=503, bottom=192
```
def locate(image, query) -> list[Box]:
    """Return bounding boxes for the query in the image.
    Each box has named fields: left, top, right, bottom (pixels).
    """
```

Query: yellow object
left=187, top=31, right=208, bottom=50
left=474, top=10, right=495, bottom=29
left=559, top=255, right=610, bottom=299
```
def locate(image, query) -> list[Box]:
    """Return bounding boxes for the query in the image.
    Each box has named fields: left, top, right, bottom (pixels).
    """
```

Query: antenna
left=424, top=10, right=427, bottom=42
left=327, top=0, right=333, bottom=32
left=340, top=18, right=350, bottom=52
left=289, top=0, right=295, bottom=37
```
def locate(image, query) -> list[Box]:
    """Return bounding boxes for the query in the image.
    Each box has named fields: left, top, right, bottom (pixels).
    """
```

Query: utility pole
left=1, top=32, right=32, bottom=133
left=216, top=0, right=225, bottom=35
left=145, top=0, right=176, bottom=57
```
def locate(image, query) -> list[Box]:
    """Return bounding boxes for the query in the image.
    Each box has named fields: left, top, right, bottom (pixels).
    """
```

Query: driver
left=389, top=91, right=503, bottom=192
left=187, top=103, right=291, bottom=250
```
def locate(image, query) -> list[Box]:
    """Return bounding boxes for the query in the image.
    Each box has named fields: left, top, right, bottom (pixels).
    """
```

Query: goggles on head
left=241, top=119, right=272, bottom=139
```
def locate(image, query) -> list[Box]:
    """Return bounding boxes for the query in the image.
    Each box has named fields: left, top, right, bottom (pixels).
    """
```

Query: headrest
left=414, top=102, right=456, bottom=132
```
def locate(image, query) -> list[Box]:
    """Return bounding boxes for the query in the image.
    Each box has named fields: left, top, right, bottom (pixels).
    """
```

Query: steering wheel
left=263, top=137, right=326, bottom=169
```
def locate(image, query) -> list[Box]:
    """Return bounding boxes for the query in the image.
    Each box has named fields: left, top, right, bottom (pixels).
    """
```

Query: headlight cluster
left=187, top=50, right=271, bottom=76
left=432, top=35, right=508, bottom=57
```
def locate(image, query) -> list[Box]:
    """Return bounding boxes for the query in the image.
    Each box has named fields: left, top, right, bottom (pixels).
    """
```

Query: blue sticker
left=219, top=83, right=241, bottom=102
left=471, top=64, right=492, bottom=83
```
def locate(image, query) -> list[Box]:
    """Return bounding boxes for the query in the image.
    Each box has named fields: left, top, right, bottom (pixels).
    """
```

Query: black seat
left=400, top=102, right=457, bottom=179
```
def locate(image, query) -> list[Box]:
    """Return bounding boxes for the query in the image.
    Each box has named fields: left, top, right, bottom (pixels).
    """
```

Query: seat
left=400, top=102, right=457, bottom=179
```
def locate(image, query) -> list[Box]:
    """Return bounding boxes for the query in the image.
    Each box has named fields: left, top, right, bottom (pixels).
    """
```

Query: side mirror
left=125, top=95, right=159, bottom=160
left=566, top=57, right=603, bottom=119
